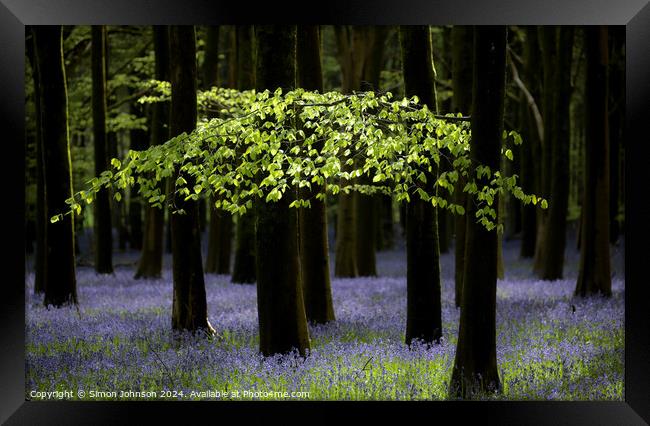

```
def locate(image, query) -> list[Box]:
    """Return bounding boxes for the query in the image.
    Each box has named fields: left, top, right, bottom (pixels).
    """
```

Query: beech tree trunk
left=27, top=31, right=47, bottom=294
left=540, top=27, right=574, bottom=280
left=519, top=26, right=541, bottom=259
left=608, top=27, right=624, bottom=244
left=533, top=27, right=558, bottom=274
left=33, top=26, right=78, bottom=307
left=231, top=25, right=257, bottom=284
left=400, top=25, right=442, bottom=345
left=297, top=25, right=336, bottom=324
left=128, top=97, right=148, bottom=251
left=203, top=25, right=234, bottom=275
left=135, top=26, right=170, bottom=280
left=91, top=25, right=114, bottom=274
left=451, top=25, right=473, bottom=308
left=169, top=26, right=214, bottom=334
left=575, top=26, right=611, bottom=298
left=450, top=25, right=506, bottom=398
left=333, top=26, right=387, bottom=277
left=254, top=25, right=310, bottom=356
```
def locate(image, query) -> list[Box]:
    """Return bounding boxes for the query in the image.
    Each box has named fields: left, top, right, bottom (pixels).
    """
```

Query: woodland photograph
left=24, top=24, right=625, bottom=401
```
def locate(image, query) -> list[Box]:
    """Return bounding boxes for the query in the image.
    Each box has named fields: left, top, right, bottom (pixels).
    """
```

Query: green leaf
left=114, top=192, right=122, bottom=202
left=541, top=199, right=548, bottom=209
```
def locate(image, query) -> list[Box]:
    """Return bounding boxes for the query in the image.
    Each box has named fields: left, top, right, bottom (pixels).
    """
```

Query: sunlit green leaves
left=56, top=88, right=545, bottom=231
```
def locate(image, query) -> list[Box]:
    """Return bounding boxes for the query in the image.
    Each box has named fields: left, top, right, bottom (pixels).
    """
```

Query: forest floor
left=25, top=235, right=625, bottom=401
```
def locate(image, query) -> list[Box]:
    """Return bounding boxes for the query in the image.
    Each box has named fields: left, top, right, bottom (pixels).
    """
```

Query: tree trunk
left=333, top=26, right=359, bottom=278
left=533, top=27, right=558, bottom=274
left=519, top=26, right=541, bottom=258
left=27, top=31, right=47, bottom=294
left=203, top=26, right=220, bottom=87
left=135, top=26, right=170, bottom=280
left=608, top=27, right=624, bottom=244
left=254, top=25, right=310, bottom=356
left=400, top=25, right=443, bottom=345
left=128, top=97, right=148, bottom=251
left=202, top=25, right=234, bottom=275
left=231, top=25, right=257, bottom=283
left=376, top=195, right=395, bottom=250
left=91, top=26, right=114, bottom=273
left=33, top=26, right=78, bottom=307
left=575, top=26, right=611, bottom=297
left=355, top=26, right=388, bottom=276
left=435, top=27, right=451, bottom=254
left=169, top=26, right=214, bottom=335
left=451, top=25, right=473, bottom=308
left=297, top=25, right=336, bottom=324
left=540, top=27, right=574, bottom=280
left=450, top=25, right=506, bottom=398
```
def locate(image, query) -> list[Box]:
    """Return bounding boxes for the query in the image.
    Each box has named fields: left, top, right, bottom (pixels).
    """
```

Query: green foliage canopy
left=54, top=84, right=546, bottom=232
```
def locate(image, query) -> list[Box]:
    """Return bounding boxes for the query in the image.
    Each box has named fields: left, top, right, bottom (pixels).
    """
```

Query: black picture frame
left=2, top=0, right=649, bottom=424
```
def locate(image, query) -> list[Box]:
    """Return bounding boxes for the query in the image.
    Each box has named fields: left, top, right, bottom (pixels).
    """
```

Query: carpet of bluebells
left=25, top=232, right=624, bottom=401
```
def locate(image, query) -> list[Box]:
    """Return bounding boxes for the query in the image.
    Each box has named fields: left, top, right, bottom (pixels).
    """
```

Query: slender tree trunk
left=202, top=25, right=234, bottom=275
left=435, top=28, right=452, bottom=254
left=135, top=26, right=170, bottom=280
left=608, top=27, right=624, bottom=244
left=519, top=27, right=541, bottom=258
left=297, top=25, right=336, bottom=324
left=169, top=26, right=214, bottom=334
left=33, top=26, right=78, bottom=307
left=450, top=25, right=506, bottom=398
left=91, top=26, right=114, bottom=273
left=533, top=27, right=558, bottom=274
left=231, top=25, right=257, bottom=283
left=400, top=26, right=442, bottom=345
left=355, top=26, right=388, bottom=276
left=575, top=26, right=611, bottom=297
left=27, top=31, right=47, bottom=294
left=540, top=27, right=574, bottom=280
left=332, top=26, right=362, bottom=277
left=254, top=25, right=310, bottom=356
left=451, top=25, right=473, bottom=308
left=128, top=97, right=148, bottom=251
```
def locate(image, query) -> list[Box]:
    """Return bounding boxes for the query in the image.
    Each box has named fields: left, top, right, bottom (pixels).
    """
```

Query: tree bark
left=608, top=27, right=624, bottom=244
left=575, top=26, right=611, bottom=298
left=400, top=25, right=443, bottom=345
left=533, top=27, right=558, bottom=274
left=540, top=27, right=574, bottom=280
left=451, top=25, right=473, bottom=308
left=27, top=31, right=47, bottom=294
left=169, top=26, right=214, bottom=334
left=91, top=25, right=114, bottom=273
left=128, top=97, right=148, bottom=251
left=254, top=25, right=310, bottom=356
left=203, top=25, right=234, bottom=275
left=231, top=25, right=257, bottom=283
left=135, top=26, right=170, bottom=280
left=355, top=26, right=388, bottom=276
left=450, top=25, right=506, bottom=398
left=33, top=26, right=78, bottom=307
left=333, top=26, right=387, bottom=277
left=297, top=25, right=336, bottom=324
left=519, top=26, right=541, bottom=259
